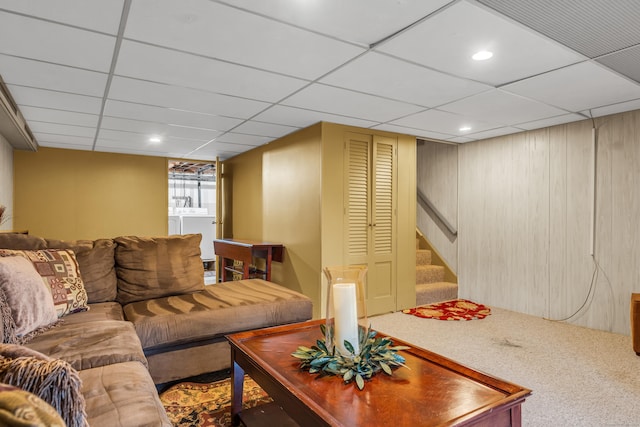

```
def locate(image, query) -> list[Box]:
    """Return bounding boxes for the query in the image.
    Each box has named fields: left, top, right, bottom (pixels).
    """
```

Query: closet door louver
left=346, top=137, right=370, bottom=260
left=373, top=139, right=394, bottom=255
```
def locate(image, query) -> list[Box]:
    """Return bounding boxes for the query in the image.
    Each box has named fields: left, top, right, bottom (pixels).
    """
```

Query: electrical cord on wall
left=545, top=112, right=615, bottom=327
left=545, top=256, right=614, bottom=323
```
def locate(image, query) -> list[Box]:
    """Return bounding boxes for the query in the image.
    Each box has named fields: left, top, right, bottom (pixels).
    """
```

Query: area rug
left=402, top=299, right=491, bottom=320
left=159, top=376, right=272, bottom=427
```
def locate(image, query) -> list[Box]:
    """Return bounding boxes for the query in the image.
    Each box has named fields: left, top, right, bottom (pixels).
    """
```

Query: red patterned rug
left=159, top=376, right=271, bottom=427
left=403, top=299, right=491, bottom=320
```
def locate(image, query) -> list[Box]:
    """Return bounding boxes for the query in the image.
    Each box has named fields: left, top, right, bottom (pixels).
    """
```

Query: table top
left=228, top=319, right=531, bottom=427
left=213, top=238, right=284, bottom=248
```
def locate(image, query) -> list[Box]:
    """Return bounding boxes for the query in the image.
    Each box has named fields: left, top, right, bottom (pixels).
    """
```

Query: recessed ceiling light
left=459, top=126, right=472, bottom=132
left=472, top=50, right=493, bottom=61
left=149, top=136, right=162, bottom=143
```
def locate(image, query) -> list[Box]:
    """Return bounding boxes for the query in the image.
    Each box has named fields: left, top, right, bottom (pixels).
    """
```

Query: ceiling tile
left=390, top=108, right=499, bottom=136
left=0, top=0, right=124, bottom=35
left=371, top=123, right=454, bottom=141
left=7, top=85, right=102, bottom=114
left=466, top=126, right=524, bottom=140
left=439, top=89, right=568, bottom=125
left=32, top=132, right=94, bottom=149
left=107, top=77, right=269, bottom=118
left=376, top=1, right=583, bottom=86
left=321, top=51, right=491, bottom=107
left=28, top=121, right=95, bottom=138
left=231, top=121, right=300, bottom=138
left=93, top=142, right=198, bottom=159
left=0, top=11, right=116, bottom=71
left=125, top=0, right=364, bottom=80
left=252, top=105, right=379, bottom=129
left=186, top=143, right=246, bottom=161
left=0, top=54, right=108, bottom=97
left=114, top=41, right=308, bottom=102
left=478, top=0, right=640, bottom=59
left=100, top=117, right=221, bottom=142
left=447, top=135, right=475, bottom=143
left=282, top=84, right=424, bottom=123
left=104, top=100, right=243, bottom=131
left=215, top=133, right=272, bottom=146
left=597, top=45, right=640, bottom=84
left=19, top=106, right=99, bottom=128
left=516, top=113, right=587, bottom=130
left=228, top=0, right=452, bottom=46
left=502, top=62, right=640, bottom=112
left=97, top=130, right=206, bottom=153
left=582, top=98, right=640, bottom=118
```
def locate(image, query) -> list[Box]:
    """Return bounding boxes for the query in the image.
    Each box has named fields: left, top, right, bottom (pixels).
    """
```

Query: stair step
left=416, top=265, right=445, bottom=284
left=415, top=282, right=458, bottom=306
left=416, top=249, right=432, bottom=266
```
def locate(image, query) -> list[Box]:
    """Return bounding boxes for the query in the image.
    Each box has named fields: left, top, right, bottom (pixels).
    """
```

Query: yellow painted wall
left=13, top=147, right=168, bottom=240
left=224, top=124, right=323, bottom=315
left=0, top=134, right=13, bottom=231
left=221, top=144, right=265, bottom=240
left=224, top=122, right=416, bottom=318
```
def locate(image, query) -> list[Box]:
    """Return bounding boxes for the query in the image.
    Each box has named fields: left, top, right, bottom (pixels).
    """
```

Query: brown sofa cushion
left=47, top=239, right=117, bottom=303
left=0, top=256, right=58, bottom=338
left=80, top=361, right=171, bottom=427
left=25, top=320, right=148, bottom=371
left=0, top=234, right=47, bottom=250
left=124, top=279, right=313, bottom=349
left=61, top=302, right=124, bottom=325
left=115, top=234, right=205, bottom=304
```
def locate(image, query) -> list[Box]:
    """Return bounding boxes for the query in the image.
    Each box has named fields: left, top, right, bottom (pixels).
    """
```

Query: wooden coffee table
left=227, top=320, right=531, bottom=426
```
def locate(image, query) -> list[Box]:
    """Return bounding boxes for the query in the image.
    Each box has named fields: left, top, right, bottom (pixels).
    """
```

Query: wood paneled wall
left=457, top=110, right=640, bottom=335
left=416, top=140, right=458, bottom=272
left=0, top=135, right=13, bottom=230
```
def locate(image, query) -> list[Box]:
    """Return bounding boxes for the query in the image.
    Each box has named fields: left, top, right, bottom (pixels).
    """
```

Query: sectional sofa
left=0, top=232, right=313, bottom=426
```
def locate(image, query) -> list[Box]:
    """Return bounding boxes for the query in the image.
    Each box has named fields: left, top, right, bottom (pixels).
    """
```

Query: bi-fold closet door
left=344, top=132, right=398, bottom=315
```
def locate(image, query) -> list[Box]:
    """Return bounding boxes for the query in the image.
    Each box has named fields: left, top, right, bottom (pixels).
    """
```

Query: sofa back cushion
left=114, top=234, right=205, bottom=304
left=46, top=239, right=117, bottom=303
left=0, top=256, right=58, bottom=338
left=0, top=233, right=47, bottom=250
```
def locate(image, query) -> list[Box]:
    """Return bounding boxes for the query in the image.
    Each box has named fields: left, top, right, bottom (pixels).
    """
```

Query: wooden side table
left=213, top=239, right=283, bottom=282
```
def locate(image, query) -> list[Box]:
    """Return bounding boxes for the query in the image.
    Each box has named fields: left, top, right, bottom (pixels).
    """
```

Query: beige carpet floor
left=370, top=306, right=639, bottom=426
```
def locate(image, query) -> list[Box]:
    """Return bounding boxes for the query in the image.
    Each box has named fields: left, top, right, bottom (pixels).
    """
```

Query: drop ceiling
left=1, top=0, right=640, bottom=160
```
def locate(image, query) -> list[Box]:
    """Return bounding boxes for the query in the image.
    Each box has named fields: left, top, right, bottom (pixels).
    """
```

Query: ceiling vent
left=0, top=75, right=38, bottom=151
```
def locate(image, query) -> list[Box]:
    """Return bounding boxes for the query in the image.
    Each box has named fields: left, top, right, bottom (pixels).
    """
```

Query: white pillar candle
left=333, top=282, right=360, bottom=356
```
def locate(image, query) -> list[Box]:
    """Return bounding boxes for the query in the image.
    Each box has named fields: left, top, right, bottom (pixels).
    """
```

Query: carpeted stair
left=415, top=238, right=458, bottom=306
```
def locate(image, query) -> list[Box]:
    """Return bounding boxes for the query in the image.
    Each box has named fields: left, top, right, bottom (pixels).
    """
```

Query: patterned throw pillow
left=0, top=383, right=66, bottom=427
left=0, top=249, right=89, bottom=317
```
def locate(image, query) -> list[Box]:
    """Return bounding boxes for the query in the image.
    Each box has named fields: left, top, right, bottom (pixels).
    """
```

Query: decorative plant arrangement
left=291, top=324, right=409, bottom=390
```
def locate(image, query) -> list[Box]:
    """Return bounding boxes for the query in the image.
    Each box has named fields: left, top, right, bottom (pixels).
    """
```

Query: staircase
left=415, top=235, right=458, bottom=306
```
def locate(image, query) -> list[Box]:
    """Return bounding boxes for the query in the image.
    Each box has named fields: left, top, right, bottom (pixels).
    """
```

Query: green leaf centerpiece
left=291, top=324, right=410, bottom=390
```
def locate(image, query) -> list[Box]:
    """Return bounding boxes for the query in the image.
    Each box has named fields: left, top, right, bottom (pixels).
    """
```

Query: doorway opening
left=168, top=160, right=217, bottom=284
